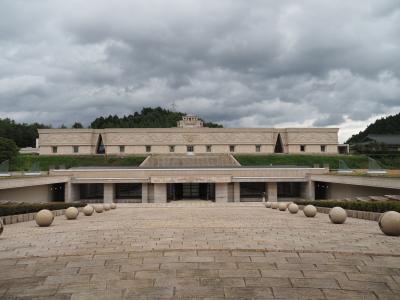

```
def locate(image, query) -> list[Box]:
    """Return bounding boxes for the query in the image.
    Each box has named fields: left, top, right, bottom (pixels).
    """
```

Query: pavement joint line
left=3, top=249, right=400, bottom=260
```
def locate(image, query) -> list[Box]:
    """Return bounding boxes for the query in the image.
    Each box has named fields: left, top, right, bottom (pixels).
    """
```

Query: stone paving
left=0, top=202, right=400, bottom=299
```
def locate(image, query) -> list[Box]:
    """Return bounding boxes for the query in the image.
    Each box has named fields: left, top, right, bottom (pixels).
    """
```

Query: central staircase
left=139, top=154, right=241, bottom=168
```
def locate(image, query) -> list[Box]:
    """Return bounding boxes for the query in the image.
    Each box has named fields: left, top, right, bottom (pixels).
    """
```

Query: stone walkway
left=0, top=202, right=399, bottom=299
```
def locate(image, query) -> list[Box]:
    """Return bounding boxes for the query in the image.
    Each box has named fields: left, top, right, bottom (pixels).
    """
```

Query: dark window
left=115, top=183, right=142, bottom=199
left=274, top=133, right=284, bottom=153
left=169, top=145, right=175, bottom=152
left=315, top=181, right=329, bottom=199
left=146, top=145, right=151, bottom=152
left=52, top=146, right=57, bottom=153
left=73, top=146, right=79, bottom=153
left=79, top=184, right=103, bottom=199
left=96, top=135, right=105, bottom=154
left=187, top=145, right=194, bottom=152
left=277, top=182, right=301, bottom=198
left=255, top=145, right=261, bottom=152
left=321, top=145, right=326, bottom=152
left=206, top=145, right=212, bottom=152
left=119, top=145, right=125, bottom=153
left=229, top=145, right=235, bottom=152
left=240, top=182, right=265, bottom=199
left=300, top=145, right=305, bottom=152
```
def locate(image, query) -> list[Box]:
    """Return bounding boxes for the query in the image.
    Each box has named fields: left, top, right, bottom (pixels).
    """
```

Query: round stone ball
left=265, top=202, right=272, bottom=208
left=35, top=209, right=54, bottom=227
left=94, top=205, right=104, bottom=213
left=65, top=207, right=79, bottom=220
left=329, top=207, right=347, bottom=224
left=288, top=203, right=299, bottom=214
left=303, top=205, right=317, bottom=218
left=271, top=202, right=279, bottom=209
left=0, top=218, right=3, bottom=235
left=110, top=203, right=117, bottom=209
left=278, top=202, right=287, bottom=211
left=82, top=205, right=94, bottom=216
left=103, top=204, right=111, bottom=211
left=379, top=211, right=400, bottom=236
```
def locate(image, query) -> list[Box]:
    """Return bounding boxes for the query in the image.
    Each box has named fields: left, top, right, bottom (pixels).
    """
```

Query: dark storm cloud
left=0, top=0, right=400, bottom=141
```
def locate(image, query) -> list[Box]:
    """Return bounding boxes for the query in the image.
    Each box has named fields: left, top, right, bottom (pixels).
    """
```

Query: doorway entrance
left=51, top=183, right=65, bottom=202
left=167, top=183, right=215, bottom=201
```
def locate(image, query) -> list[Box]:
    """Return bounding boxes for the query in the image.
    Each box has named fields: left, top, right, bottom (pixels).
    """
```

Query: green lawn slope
left=234, top=154, right=399, bottom=169
left=10, top=154, right=146, bottom=171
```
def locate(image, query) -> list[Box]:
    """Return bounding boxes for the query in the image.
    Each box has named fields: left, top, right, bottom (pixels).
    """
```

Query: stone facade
left=38, top=125, right=339, bottom=155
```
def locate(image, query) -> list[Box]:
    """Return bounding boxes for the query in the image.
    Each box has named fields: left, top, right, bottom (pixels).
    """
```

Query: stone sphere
left=103, top=204, right=111, bottom=211
left=94, top=205, right=104, bottom=213
left=303, top=205, right=317, bottom=218
left=82, top=205, right=94, bottom=216
left=35, top=209, right=54, bottom=227
left=271, top=202, right=279, bottom=209
left=288, top=203, right=299, bottom=214
left=65, top=207, right=79, bottom=220
left=265, top=202, right=272, bottom=208
left=329, top=207, right=347, bottom=224
left=379, top=211, right=400, bottom=236
left=278, top=202, right=287, bottom=211
left=0, top=218, right=3, bottom=235
left=110, top=203, right=117, bottom=209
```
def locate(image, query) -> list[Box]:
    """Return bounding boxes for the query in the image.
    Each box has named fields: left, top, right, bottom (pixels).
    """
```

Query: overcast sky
left=1, top=0, right=400, bottom=142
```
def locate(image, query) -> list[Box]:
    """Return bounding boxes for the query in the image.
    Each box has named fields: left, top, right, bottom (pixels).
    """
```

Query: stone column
left=154, top=183, right=167, bottom=203
left=142, top=183, right=148, bottom=203
left=234, top=182, right=240, bottom=202
left=215, top=183, right=229, bottom=203
left=65, top=182, right=78, bottom=203
left=305, top=181, right=315, bottom=201
left=103, top=183, right=115, bottom=203
left=267, top=182, right=277, bottom=202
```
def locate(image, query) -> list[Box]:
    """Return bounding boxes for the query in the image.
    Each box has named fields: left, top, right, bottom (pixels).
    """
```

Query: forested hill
left=0, top=107, right=223, bottom=147
left=90, top=107, right=223, bottom=129
left=346, top=112, right=400, bottom=144
left=0, top=119, right=49, bottom=148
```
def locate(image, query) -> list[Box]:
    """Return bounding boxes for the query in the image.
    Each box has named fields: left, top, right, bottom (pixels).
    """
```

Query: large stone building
left=38, top=116, right=340, bottom=155
left=1, top=116, right=398, bottom=204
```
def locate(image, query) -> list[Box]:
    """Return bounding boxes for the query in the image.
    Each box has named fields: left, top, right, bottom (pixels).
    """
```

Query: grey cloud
left=0, top=0, right=400, bottom=141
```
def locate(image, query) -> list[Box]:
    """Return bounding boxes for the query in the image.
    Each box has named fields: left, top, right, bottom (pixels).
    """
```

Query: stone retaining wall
left=298, top=205, right=382, bottom=221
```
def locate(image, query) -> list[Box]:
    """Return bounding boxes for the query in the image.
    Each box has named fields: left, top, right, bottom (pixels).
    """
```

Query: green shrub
left=294, top=200, right=400, bottom=213
left=0, top=137, right=18, bottom=163
left=0, top=202, right=86, bottom=217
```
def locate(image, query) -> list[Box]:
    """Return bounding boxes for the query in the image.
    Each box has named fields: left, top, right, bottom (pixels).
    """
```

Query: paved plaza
left=1, top=202, right=400, bottom=299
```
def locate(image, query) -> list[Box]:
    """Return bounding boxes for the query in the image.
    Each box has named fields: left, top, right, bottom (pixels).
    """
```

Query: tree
left=89, top=107, right=223, bottom=129
left=0, top=118, right=49, bottom=148
left=72, top=122, right=83, bottom=128
left=0, top=137, right=18, bottom=163
left=346, top=112, right=400, bottom=144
